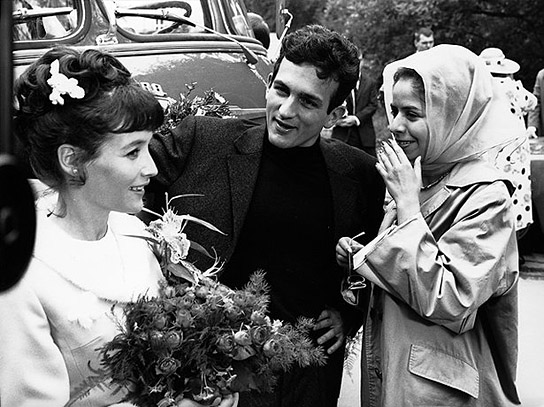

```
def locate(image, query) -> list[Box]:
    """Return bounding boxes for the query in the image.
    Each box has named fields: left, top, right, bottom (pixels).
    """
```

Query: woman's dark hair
left=14, top=46, right=164, bottom=189
left=393, top=67, right=425, bottom=103
left=271, top=25, right=360, bottom=113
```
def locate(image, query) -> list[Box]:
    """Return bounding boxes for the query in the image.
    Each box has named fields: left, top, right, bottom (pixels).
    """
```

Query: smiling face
left=81, top=130, right=158, bottom=215
left=265, top=59, right=345, bottom=149
left=389, top=78, right=429, bottom=163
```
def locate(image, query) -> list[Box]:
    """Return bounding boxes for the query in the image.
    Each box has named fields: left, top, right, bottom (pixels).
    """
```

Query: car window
left=12, top=0, right=77, bottom=41
left=115, top=0, right=207, bottom=35
left=223, top=0, right=251, bottom=36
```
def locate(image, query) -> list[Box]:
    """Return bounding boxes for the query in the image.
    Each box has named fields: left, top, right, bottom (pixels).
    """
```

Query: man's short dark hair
left=414, top=27, right=434, bottom=42
left=270, top=24, right=359, bottom=113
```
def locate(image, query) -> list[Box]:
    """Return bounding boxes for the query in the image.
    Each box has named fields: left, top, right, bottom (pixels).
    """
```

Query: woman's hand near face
left=376, top=138, right=422, bottom=223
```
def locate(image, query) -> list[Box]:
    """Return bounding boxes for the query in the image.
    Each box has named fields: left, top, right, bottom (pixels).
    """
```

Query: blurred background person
left=479, top=47, right=537, bottom=235
left=528, top=68, right=544, bottom=138
left=331, top=52, right=379, bottom=156
left=413, top=27, right=434, bottom=53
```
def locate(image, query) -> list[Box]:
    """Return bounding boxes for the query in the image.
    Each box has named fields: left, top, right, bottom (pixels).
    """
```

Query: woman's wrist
left=396, top=200, right=420, bottom=224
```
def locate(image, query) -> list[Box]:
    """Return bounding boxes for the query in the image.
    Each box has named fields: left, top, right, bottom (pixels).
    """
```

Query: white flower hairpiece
left=47, top=59, right=85, bottom=105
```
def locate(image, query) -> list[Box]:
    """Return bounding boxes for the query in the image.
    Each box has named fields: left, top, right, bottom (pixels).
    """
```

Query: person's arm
left=528, top=70, right=543, bottom=136
left=149, top=116, right=198, bottom=191
left=143, top=116, right=199, bottom=218
left=0, top=278, right=70, bottom=406
left=335, top=77, right=379, bottom=129
left=355, top=182, right=517, bottom=333
left=354, top=138, right=518, bottom=334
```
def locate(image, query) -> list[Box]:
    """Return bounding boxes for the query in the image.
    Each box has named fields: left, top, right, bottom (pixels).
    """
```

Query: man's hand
left=176, top=393, right=239, bottom=407
left=335, top=115, right=359, bottom=128
left=313, top=308, right=345, bottom=354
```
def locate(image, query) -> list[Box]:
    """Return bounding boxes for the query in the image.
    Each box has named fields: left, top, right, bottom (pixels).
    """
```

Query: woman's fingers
left=413, top=156, right=423, bottom=189
left=375, top=160, right=387, bottom=178
left=379, top=139, right=406, bottom=172
left=336, top=237, right=352, bottom=267
left=389, top=138, right=411, bottom=165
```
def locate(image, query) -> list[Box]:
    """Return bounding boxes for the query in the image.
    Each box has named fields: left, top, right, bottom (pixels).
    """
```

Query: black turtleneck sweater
left=222, top=135, right=336, bottom=324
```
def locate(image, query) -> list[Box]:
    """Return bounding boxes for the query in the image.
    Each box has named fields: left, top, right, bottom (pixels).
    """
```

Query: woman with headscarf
left=336, top=44, right=521, bottom=406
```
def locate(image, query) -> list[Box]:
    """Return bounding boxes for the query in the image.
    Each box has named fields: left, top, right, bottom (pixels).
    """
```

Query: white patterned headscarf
left=382, top=44, right=524, bottom=177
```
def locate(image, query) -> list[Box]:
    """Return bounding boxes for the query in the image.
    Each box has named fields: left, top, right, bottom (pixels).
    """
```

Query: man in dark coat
left=147, top=25, right=385, bottom=407
left=331, top=56, right=379, bottom=156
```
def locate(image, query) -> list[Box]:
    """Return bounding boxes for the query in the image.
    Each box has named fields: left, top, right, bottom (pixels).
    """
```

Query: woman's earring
left=72, top=168, right=78, bottom=175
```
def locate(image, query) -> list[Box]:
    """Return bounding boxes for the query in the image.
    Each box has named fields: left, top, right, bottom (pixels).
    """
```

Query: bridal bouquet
left=74, top=194, right=326, bottom=407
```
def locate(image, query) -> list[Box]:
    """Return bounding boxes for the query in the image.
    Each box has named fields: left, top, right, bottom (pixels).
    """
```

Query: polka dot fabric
left=492, top=137, right=533, bottom=231
left=486, top=77, right=536, bottom=231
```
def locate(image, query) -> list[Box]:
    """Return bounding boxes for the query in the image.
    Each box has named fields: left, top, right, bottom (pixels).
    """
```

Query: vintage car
left=11, top=0, right=277, bottom=121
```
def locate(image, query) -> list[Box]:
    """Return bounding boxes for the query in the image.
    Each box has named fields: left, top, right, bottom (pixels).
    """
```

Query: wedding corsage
left=69, top=194, right=326, bottom=407
left=47, top=59, right=85, bottom=105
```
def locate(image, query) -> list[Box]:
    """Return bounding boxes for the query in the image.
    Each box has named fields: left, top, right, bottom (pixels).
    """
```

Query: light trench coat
left=355, top=159, right=520, bottom=406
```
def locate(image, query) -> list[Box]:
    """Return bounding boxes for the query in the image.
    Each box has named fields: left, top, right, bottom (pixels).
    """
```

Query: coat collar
left=419, top=159, right=513, bottom=218
left=233, top=123, right=266, bottom=154
left=232, top=124, right=367, bottom=176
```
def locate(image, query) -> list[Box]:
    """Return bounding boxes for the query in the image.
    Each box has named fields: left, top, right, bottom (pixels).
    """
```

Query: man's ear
left=267, top=72, right=273, bottom=87
left=323, top=105, right=346, bottom=129
left=265, top=73, right=274, bottom=99
left=57, top=144, right=81, bottom=177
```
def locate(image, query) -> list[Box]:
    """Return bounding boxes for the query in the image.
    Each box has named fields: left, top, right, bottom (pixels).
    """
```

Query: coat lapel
left=320, top=139, right=362, bottom=240
left=227, top=125, right=265, bottom=251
